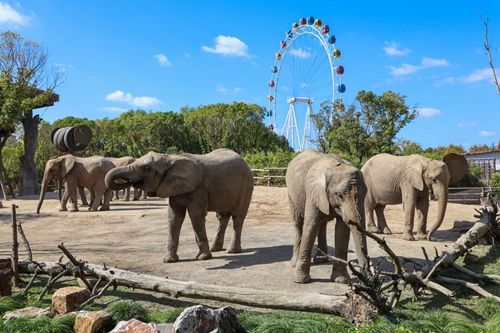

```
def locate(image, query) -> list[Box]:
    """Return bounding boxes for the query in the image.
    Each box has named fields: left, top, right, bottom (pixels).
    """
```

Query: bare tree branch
left=483, top=17, right=500, bottom=95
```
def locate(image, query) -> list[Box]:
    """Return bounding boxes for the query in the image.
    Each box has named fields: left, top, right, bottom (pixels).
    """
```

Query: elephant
left=361, top=153, right=468, bottom=241
left=37, top=155, right=116, bottom=213
left=286, top=149, right=369, bottom=284
left=105, top=148, right=254, bottom=262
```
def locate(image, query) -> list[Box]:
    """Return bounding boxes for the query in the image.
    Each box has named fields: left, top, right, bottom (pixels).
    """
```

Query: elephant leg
left=313, top=220, right=329, bottom=264
left=227, top=213, right=245, bottom=254
left=133, top=188, right=140, bottom=201
left=295, top=203, right=320, bottom=284
left=114, top=190, right=120, bottom=200
left=123, top=186, right=130, bottom=201
left=402, top=190, right=417, bottom=241
left=79, top=187, right=88, bottom=206
left=187, top=209, right=212, bottom=260
left=415, top=196, right=429, bottom=240
left=290, top=199, right=303, bottom=268
left=211, top=212, right=230, bottom=252
left=65, top=182, right=78, bottom=212
left=59, top=190, right=69, bottom=211
left=89, top=188, right=104, bottom=211
left=99, top=190, right=112, bottom=211
left=331, top=219, right=350, bottom=284
left=365, top=195, right=379, bottom=233
left=164, top=205, right=186, bottom=263
left=375, top=205, right=392, bottom=234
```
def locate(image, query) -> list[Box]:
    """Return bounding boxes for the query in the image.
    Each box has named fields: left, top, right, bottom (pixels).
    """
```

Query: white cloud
left=0, top=2, right=29, bottom=26
left=479, top=130, right=497, bottom=137
left=216, top=84, right=243, bottom=93
left=457, top=122, right=477, bottom=128
left=434, top=77, right=455, bottom=86
left=202, top=35, right=249, bottom=57
left=289, top=48, right=311, bottom=59
left=421, top=57, right=449, bottom=67
left=463, top=68, right=493, bottom=84
left=105, top=90, right=162, bottom=108
left=102, top=106, right=127, bottom=113
left=388, top=57, right=449, bottom=77
left=417, top=107, right=441, bottom=117
left=154, top=54, right=171, bottom=67
left=383, top=41, right=411, bottom=56
left=184, top=52, right=191, bottom=58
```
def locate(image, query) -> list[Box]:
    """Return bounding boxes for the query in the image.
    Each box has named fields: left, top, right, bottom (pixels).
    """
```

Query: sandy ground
left=0, top=186, right=480, bottom=297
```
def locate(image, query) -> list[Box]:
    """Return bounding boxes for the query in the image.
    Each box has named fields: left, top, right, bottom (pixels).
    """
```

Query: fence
left=448, top=187, right=500, bottom=205
left=251, top=167, right=287, bottom=186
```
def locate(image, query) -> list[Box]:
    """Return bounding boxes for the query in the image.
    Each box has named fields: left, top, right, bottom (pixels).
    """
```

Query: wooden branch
left=11, top=204, right=20, bottom=287
left=483, top=17, right=500, bottom=96
left=22, top=267, right=40, bottom=295
left=436, top=276, right=500, bottom=301
left=38, top=267, right=71, bottom=301
left=79, top=279, right=115, bottom=310
left=17, top=222, right=32, bottom=262
left=451, top=262, right=500, bottom=282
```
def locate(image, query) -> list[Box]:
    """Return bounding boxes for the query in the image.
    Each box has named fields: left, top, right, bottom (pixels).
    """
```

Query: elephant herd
left=36, top=148, right=468, bottom=284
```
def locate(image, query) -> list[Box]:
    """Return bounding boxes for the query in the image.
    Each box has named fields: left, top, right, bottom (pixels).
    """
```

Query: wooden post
left=11, top=204, right=20, bottom=287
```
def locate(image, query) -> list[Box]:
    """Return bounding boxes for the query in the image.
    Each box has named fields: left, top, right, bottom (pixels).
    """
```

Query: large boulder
left=52, top=286, right=91, bottom=314
left=174, top=305, right=244, bottom=333
left=3, top=307, right=51, bottom=321
left=74, top=310, right=113, bottom=333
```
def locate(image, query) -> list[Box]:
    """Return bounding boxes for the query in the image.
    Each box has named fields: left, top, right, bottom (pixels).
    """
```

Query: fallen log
left=17, top=259, right=373, bottom=319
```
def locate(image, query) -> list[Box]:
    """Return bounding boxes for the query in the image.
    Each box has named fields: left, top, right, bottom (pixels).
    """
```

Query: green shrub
left=0, top=315, right=75, bottom=333
left=490, top=172, right=500, bottom=188
left=106, top=300, right=149, bottom=323
left=477, top=297, right=500, bottom=321
left=148, top=308, right=183, bottom=323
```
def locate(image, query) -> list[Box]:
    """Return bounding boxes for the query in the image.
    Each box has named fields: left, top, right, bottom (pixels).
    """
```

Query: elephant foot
left=163, top=254, right=179, bottom=263
left=294, top=271, right=311, bottom=284
left=331, top=265, right=350, bottom=284
left=402, top=233, right=416, bottom=241
left=58, top=206, right=68, bottom=212
left=290, top=256, right=297, bottom=268
left=196, top=251, right=212, bottom=260
left=210, top=243, right=224, bottom=252
left=226, top=244, right=242, bottom=254
left=313, top=254, right=329, bottom=264
left=99, top=206, right=110, bottom=211
left=367, top=225, right=381, bottom=234
left=69, top=208, right=79, bottom=212
left=382, top=227, right=392, bottom=235
left=416, top=232, right=427, bottom=240
left=88, top=207, right=98, bottom=211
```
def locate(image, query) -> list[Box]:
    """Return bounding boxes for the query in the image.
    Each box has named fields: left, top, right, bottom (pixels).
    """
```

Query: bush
left=0, top=315, right=75, bottom=333
left=148, top=308, right=183, bottom=323
left=490, top=172, right=500, bottom=187
left=453, top=162, right=483, bottom=187
left=106, top=301, right=150, bottom=323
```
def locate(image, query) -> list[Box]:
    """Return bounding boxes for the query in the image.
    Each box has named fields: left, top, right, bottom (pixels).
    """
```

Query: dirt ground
left=0, top=186, right=480, bottom=297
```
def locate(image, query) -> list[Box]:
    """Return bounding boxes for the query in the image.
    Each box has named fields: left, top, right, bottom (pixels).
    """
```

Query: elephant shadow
left=207, top=245, right=294, bottom=270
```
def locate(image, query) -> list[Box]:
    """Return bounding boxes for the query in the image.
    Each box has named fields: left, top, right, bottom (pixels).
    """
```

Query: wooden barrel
left=50, top=125, right=92, bottom=153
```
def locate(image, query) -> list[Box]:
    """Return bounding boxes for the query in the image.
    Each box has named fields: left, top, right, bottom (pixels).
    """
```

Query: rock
left=74, top=310, right=113, bottom=333
left=3, top=307, right=51, bottom=321
left=174, top=305, right=245, bottom=333
left=52, top=286, right=91, bottom=314
left=0, top=268, right=13, bottom=296
left=0, top=257, right=11, bottom=269
left=109, top=319, right=157, bottom=333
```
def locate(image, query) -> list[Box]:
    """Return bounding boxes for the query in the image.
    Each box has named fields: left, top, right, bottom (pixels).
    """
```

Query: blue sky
left=1, top=1, right=499, bottom=149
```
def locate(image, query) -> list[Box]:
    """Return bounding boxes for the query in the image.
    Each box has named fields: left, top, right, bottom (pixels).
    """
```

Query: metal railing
left=251, top=167, right=287, bottom=186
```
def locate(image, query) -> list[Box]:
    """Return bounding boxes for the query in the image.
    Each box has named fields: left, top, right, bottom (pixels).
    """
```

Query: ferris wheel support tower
left=281, top=97, right=314, bottom=151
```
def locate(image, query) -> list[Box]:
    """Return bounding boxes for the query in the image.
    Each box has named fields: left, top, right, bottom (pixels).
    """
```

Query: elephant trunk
left=427, top=186, right=448, bottom=241
left=105, top=166, right=137, bottom=191
left=36, top=172, right=50, bottom=214
left=343, top=197, right=369, bottom=269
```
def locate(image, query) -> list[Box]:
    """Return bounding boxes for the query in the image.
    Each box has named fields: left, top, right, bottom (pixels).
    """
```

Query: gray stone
left=173, top=305, right=245, bottom=333
left=109, top=319, right=157, bottom=333
left=3, top=307, right=51, bottom=321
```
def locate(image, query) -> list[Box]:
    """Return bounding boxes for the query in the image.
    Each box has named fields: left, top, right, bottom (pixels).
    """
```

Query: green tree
left=314, top=91, right=417, bottom=166
left=397, top=140, right=423, bottom=155
left=183, top=102, right=291, bottom=154
left=0, top=31, right=61, bottom=195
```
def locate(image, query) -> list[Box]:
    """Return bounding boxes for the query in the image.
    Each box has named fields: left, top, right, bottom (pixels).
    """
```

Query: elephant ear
left=60, top=155, right=76, bottom=178
left=306, top=167, right=330, bottom=215
left=404, top=157, right=425, bottom=191
left=156, top=155, right=203, bottom=198
left=443, top=153, right=468, bottom=185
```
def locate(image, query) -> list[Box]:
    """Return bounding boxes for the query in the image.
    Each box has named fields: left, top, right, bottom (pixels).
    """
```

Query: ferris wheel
left=267, top=16, right=345, bottom=151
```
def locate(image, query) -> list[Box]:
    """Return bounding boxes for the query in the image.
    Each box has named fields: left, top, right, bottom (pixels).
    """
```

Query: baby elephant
left=286, top=149, right=369, bottom=284
left=105, top=148, right=254, bottom=262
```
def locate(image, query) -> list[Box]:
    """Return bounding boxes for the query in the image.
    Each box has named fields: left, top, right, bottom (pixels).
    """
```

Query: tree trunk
left=19, top=111, right=40, bottom=196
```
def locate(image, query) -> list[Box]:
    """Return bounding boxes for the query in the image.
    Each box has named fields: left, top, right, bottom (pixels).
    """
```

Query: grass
left=0, top=315, right=75, bottom=333
left=105, top=300, right=150, bottom=323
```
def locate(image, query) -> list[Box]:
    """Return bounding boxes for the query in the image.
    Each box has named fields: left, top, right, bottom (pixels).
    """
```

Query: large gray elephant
left=362, top=153, right=468, bottom=241
left=286, top=149, right=369, bottom=284
left=37, top=155, right=116, bottom=213
left=105, top=148, right=254, bottom=262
